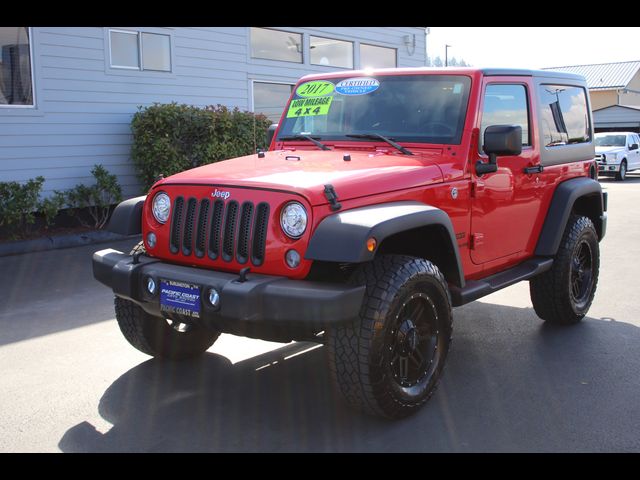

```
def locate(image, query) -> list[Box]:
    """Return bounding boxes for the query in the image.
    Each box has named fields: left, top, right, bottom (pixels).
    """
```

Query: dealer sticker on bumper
left=160, top=280, right=201, bottom=318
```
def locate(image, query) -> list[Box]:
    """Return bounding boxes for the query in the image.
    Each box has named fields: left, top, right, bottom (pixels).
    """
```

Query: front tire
left=114, top=242, right=220, bottom=359
left=115, top=298, right=220, bottom=359
left=616, top=160, right=627, bottom=181
left=530, top=215, right=599, bottom=325
left=326, top=255, right=453, bottom=419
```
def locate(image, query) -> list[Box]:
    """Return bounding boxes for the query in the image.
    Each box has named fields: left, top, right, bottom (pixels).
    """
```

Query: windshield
left=277, top=74, right=472, bottom=145
left=595, top=135, right=626, bottom=147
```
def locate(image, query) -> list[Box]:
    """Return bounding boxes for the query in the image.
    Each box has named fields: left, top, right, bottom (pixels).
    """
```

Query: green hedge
left=0, top=166, right=123, bottom=240
left=131, top=103, right=272, bottom=190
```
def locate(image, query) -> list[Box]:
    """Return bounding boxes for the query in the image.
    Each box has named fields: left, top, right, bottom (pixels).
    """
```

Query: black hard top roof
left=481, top=68, right=586, bottom=82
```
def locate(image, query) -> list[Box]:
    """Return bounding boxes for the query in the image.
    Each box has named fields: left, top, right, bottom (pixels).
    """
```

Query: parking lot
left=0, top=176, right=639, bottom=452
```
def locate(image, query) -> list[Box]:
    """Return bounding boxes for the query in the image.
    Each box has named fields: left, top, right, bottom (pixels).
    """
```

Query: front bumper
left=597, top=161, right=622, bottom=173
left=92, top=249, right=365, bottom=329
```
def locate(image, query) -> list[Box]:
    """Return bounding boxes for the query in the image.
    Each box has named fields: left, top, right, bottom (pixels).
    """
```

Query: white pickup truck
left=595, top=131, right=640, bottom=181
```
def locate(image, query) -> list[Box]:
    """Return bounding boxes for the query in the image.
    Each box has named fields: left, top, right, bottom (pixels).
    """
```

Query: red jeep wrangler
left=93, top=68, right=607, bottom=419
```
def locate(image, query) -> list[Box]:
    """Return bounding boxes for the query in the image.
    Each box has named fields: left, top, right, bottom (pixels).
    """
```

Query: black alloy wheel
left=387, top=292, right=442, bottom=393
left=570, top=239, right=595, bottom=310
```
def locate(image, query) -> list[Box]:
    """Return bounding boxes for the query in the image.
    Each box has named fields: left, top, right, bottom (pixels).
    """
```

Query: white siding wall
left=0, top=27, right=426, bottom=198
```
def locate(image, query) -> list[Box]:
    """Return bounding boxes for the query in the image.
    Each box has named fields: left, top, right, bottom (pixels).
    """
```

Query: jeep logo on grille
left=211, top=189, right=231, bottom=200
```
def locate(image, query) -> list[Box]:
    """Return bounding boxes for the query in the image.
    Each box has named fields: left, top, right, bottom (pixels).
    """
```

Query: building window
left=480, top=84, right=530, bottom=148
left=110, top=30, right=139, bottom=69
left=253, top=82, right=293, bottom=123
left=360, top=44, right=397, bottom=68
left=310, top=36, right=353, bottom=69
left=109, top=29, right=171, bottom=72
left=141, top=33, right=171, bottom=71
left=250, top=28, right=302, bottom=63
left=0, top=27, right=34, bottom=106
left=538, top=85, right=590, bottom=146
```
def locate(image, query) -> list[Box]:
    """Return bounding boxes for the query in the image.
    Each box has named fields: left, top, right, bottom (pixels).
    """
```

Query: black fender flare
left=107, top=195, right=146, bottom=236
left=305, top=201, right=465, bottom=287
left=535, top=177, right=606, bottom=256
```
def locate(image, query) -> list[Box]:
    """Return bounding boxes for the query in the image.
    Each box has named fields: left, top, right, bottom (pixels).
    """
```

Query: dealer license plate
left=160, top=280, right=201, bottom=318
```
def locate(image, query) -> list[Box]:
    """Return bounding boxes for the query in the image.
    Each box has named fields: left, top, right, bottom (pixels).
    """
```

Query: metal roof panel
left=543, top=61, right=640, bottom=90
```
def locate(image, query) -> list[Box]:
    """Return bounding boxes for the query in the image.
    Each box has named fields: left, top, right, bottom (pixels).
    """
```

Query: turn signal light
left=367, top=237, right=377, bottom=252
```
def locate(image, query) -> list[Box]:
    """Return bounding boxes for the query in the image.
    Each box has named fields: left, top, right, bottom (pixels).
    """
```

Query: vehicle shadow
left=58, top=301, right=640, bottom=452
left=599, top=173, right=640, bottom=184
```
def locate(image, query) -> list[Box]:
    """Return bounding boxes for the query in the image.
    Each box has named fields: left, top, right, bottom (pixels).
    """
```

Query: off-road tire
left=530, top=215, right=599, bottom=325
left=327, top=255, right=453, bottom=419
left=114, top=242, right=220, bottom=359
left=615, top=160, right=627, bottom=181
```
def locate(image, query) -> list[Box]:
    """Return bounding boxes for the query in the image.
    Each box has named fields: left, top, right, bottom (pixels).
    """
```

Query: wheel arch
left=107, top=195, right=146, bottom=236
left=535, top=177, right=606, bottom=256
left=305, top=202, right=465, bottom=288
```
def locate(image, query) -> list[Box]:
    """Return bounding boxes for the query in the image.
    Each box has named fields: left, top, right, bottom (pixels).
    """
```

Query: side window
left=538, top=85, right=590, bottom=147
left=480, top=84, right=530, bottom=152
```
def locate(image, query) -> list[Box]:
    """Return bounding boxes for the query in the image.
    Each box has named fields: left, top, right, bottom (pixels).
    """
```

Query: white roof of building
left=544, top=61, right=640, bottom=90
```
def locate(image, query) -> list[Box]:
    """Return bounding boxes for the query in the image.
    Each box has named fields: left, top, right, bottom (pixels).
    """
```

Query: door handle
left=524, top=165, right=544, bottom=174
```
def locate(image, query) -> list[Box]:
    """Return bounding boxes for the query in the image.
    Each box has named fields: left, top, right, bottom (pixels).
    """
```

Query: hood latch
left=324, top=184, right=342, bottom=211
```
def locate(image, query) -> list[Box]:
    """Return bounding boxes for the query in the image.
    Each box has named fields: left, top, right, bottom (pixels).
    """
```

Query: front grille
left=169, top=196, right=269, bottom=266
left=169, top=197, right=185, bottom=254
left=222, top=201, right=239, bottom=262
left=236, top=202, right=254, bottom=264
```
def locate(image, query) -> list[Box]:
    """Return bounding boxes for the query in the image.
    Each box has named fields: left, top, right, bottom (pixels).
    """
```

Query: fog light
left=285, top=249, right=301, bottom=268
left=147, top=232, right=157, bottom=249
left=146, top=277, right=156, bottom=295
left=208, top=288, right=220, bottom=308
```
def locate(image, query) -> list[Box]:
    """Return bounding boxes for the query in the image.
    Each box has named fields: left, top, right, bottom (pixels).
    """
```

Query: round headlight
left=280, top=202, right=308, bottom=239
left=152, top=192, right=171, bottom=224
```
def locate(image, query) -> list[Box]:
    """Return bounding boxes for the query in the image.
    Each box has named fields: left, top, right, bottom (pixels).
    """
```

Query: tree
left=433, top=56, right=444, bottom=67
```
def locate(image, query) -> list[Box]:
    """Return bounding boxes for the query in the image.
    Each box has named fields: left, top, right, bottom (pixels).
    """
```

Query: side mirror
left=630, top=143, right=639, bottom=151
left=266, top=124, right=278, bottom=148
left=476, top=125, right=522, bottom=175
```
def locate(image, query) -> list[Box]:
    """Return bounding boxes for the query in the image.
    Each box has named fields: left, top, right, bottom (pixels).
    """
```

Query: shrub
left=131, top=103, right=272, bottom=190
left=64, top=165, right=123, bottom=229
left=0, top=177, right=66, bottom=239
left=39, top=192, right=66, bottom=230
left=0, top=177, right=45, bottom=238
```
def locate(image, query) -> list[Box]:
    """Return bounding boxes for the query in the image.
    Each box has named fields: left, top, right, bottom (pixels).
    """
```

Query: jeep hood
left=161, top=149, right=445, bottom=205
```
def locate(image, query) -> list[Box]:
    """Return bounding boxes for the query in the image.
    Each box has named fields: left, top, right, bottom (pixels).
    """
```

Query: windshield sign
left=277, top=74, right=472, bottom=145
left=335, top=77, right=380, bottom=95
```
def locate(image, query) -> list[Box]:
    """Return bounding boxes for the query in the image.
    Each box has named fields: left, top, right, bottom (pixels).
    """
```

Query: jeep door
left=470, top=78, right=543, bottom=265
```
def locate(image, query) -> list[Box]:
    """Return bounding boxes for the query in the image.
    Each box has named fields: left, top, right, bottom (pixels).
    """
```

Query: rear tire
left=114, top=241, right=220, bottom=359
left=326, top=255, right=453, bottom=419
left=530, top=215, right=599, bottom=325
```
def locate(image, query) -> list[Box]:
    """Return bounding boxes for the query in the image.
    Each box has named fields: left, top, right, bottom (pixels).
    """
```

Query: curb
left=0, top=231, right=141, bottom=257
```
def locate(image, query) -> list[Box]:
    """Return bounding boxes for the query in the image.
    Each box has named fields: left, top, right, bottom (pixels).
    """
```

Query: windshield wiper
left=278, top=134, right=331, bottom=151
left=345, top=133, right=413, bottom=155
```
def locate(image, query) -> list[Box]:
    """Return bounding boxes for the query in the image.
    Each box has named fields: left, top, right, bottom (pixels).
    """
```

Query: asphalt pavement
left=1, top=176, right=639, bottom=452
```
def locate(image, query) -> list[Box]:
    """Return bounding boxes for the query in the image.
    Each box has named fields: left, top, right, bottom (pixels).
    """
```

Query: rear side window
left=480, top=84, right=530, bottom=150
left=538, top=85, right=590, bottom=147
